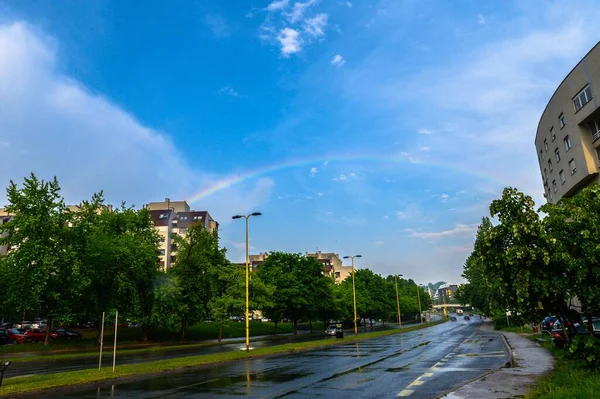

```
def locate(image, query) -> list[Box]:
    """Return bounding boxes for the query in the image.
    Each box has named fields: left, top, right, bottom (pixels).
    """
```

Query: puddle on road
left=384, top=365, right=410, bottom=372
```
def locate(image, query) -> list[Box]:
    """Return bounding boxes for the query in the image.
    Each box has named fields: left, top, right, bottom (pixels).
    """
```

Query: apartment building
left=0, top=213, right=10, bottom=256
left=146, top=198, right=218, bottom=270
left=535, top=42, right=600, bottom=203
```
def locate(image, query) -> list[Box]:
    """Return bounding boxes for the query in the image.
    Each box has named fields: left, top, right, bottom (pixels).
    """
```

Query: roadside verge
left=0, top=320, right=446, bottom=398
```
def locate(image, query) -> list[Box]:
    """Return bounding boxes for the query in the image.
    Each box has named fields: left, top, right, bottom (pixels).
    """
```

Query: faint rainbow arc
left=185, top=153, right=500, bottom=204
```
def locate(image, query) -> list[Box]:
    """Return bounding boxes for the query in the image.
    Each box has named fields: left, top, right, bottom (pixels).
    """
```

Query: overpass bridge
left=432, top=304, right=471, bottom=310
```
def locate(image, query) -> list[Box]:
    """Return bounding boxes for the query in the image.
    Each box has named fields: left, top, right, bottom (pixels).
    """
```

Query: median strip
left=0, top=320, right=445, bottom=397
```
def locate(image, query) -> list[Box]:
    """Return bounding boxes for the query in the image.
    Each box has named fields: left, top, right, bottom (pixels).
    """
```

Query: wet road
left=43, top=317, right=509, bottom=399
left=5, top=323, right=400, bottom=378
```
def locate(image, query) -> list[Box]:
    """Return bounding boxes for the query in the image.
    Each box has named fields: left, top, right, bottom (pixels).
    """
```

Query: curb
left=438, top=325, right=514, bottom=398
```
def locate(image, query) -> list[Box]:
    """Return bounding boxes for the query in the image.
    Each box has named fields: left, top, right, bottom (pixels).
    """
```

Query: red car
left=25, top=329, right=58, bottom=342
left=3, top=328, right=31, bottom=344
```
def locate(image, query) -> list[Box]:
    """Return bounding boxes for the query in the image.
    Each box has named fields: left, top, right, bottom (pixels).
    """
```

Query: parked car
left=551, top=318, right=600, bottom=348
left=3, top=328, right=31, bottom=344
left=464, top=316, right=470, bottom=321
left=13, top=321, right=32, bottom=330
left=541, top=316, right=558, bottom=333
left=52, top=328, right=83, bottom=340
left=450, top=316, right=457, bottom=321
left=0, top=329, right=9, bottom=345
left=325, top=324, right=337, bottom=336
left=25, top=329, right=58, bottom=343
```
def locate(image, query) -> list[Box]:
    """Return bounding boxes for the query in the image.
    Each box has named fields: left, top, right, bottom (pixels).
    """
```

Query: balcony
left=593, top=129, right=600, bottom=143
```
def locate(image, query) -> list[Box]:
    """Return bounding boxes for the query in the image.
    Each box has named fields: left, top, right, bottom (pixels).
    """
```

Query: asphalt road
left=43, top=316, right=509, bottom=399
left=5, top=322, right=402, bottom=378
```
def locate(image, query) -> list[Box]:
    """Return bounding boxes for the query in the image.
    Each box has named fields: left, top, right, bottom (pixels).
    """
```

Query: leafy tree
left=541, top=184, right=600, bottom=335
left=256, top=252, right=332, bottom=334
left=208, top=262, right=245, bottom=342
left=0, top=174, right=87, bottom=344
left=170, top=224, right=229, bottom=340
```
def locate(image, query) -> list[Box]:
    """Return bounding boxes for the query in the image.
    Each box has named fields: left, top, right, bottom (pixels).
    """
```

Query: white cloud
left=304, top=13, right=328, bottom=38
left=310, top=167, right=318, bottom=176
left=384, top=178, right=395, bottom=183
left=332, top=174, right=348, bottom=181
left=477, top=13, right=486, bottom=25
left=418, top=128, right=432, bottom=135
left=286, top=0, right=317, bottom=23
left=218, top=85, right=243, bottom=97
left=395, top=211, right=406, bottom=220
left=204, top=14, right=232, bottom=38
left=419, top=146, right=430, bottom=151
left=267, top=0, right=289, bottom=12
left=331, top=54, right=346, bottom=67
left=0, top=21, right=273, bottom=224
left=345, top=1, right=353, bottom=8
left=323, top=160, right=329, bottom=165
left=409, top=224, right=477, bottom=239
left=440, top=193, right=450, bottom=200
left=374, top=241, right=385, bottom=246
left=277, top=27, right=302, bottom=56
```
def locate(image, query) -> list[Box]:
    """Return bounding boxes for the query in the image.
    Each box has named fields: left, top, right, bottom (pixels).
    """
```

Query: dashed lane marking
left=397, top=389, right=414, bottom=397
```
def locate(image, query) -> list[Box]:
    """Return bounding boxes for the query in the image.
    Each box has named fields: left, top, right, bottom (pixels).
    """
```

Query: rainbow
left=186, top=152, right=501, bottom=204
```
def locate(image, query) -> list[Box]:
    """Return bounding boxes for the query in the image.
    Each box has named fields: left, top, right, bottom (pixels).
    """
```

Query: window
left=170, top=256, right=177, bottom=264
left=335, top=272, right=340, bottom=279
left=553, top=180, right=557, bottom=193
left=180, top=216, right=188, bottom=221
left=544, top=139, right=548, bottom=151
left=560, top=170, right=566, bottom=184
left=596, top=148, right=600, bottom=163
left=159, top=213, right=168, bottom=220
left=555, top=148, right=561, bottom=162
left=194, top=216, right=203, bottom=220
left=540, top=149, right=545, bottom=161
left=559, top=113, right=566, bottom=128
left=564, top=135, right=572, bottom=151
left=548, top=159, right=553, bottom=172
left=159, top=249, right=165, bottom=255
left=569, top=159, right=577, bottom=175
left=573, top=85, right=593, bottom=112
left=549, top=191, right=553, bottom=201
left=590, top=120, right=600, bottom=142
left=543, top=168, right=547, bottom=176
left=550, top=127, right=555, bottom=141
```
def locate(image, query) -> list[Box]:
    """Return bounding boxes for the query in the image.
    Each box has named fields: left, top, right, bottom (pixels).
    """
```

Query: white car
left=325, top=324, right=337, bottom=336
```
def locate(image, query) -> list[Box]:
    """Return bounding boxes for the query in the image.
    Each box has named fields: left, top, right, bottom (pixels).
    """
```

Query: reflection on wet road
left=44, top=317, right=509, bottom=399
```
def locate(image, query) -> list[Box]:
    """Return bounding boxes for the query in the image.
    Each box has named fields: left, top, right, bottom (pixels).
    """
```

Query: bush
left=568, top=335, right=600, bottom=370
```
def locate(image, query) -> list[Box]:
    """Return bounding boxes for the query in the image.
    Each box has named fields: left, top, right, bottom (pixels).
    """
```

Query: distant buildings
left=432, top=283, right=459, bottom=302
left=535, top=42, right=600, bottom=203
left=146, top=198, right=218, bottom=270
left=0, top=211, right=10, bottom=256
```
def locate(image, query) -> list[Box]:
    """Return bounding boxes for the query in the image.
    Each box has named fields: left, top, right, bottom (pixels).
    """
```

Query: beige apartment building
left=0, top=212, right=10, bottom=256
left=536, top=42, right=600, bottom=203
left=146, top=198, right=218, bottom=270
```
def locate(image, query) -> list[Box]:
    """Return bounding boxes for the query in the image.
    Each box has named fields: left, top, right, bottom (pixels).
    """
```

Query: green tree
left=541, top=184, right=600, bottom=334
left=170, top=224, right=229, bottom=340
left=256, top=252, right=333, bottom=334
left=208, top=262, right=245, bottom=342
left=0, top=174, right=87, bottom=344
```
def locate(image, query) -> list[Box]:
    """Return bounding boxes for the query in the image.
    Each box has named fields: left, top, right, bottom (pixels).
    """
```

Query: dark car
left=3, top=328, right=31, bottom=344
left=0, top=329, right=9, bottom=345
left=450, top=316, right=457, bottom=321
left=541, top=316, right=558, bottom=333
left=464, top=316, right=470, bottom=321
left=52, top=328, right=83, bottom=340
left=551, top=319, right=600, bottom=348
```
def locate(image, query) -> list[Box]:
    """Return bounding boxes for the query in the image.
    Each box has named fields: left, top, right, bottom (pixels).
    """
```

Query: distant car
left=464, top=316, right=470, bottom=321
left=551, top=318, right=600, bottom=348
left=3, top=328, right=31, bottom=344
left=450, top=316, right=457, bottom=321
left=325, top=324, right=337, bottom=336
left=52, top=328, right=82, bottom=340
left=469, top=313, right=474, bottom=317
left=0, top=329, right=9, bottom=345
left=25, top=329, right=58, bottom=342
left=13, top=321, right=32, bottom=330
left=541, top=316, right=558, bottom=333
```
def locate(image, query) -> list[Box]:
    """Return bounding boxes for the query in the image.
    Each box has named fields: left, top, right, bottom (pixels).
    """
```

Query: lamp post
left=416, top=284, right=423, bottom=324
left=232, top=212, right=262, bottom=352
left=395, top=274, right=403, bottom=329
left=343, top=254, right=362, bottom=336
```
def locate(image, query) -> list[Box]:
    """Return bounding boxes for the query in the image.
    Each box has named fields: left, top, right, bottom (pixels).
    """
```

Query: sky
left=1, top=0, right=599, bottom=285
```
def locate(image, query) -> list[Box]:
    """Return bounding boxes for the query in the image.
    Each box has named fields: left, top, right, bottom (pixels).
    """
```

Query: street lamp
left=232, top=212, right=262, bottom=352
left=343, top=254, right=362, bottom=336
left=416, top=283, right=423, bottom=324
left=395, top=274, right=403, bottom=329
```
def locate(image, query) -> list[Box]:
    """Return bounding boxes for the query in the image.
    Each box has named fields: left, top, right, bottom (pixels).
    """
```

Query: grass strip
left=524, top=334, right=600, bottom=399
left=0, top=320, right=445, bottom=397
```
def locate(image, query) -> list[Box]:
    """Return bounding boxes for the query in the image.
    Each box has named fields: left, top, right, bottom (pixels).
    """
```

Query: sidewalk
left=443, top=322, right=554, bottom=399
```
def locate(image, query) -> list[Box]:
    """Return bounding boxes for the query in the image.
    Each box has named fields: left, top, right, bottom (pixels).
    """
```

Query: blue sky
left=1, top=0, right=599, bottom=284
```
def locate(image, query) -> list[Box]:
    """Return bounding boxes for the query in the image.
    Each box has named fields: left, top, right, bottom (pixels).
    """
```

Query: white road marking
left=397, top=389, right=414, bottom=396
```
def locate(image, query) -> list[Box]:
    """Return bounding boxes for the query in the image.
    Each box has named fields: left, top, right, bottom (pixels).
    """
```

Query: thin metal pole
left=351, top=257, right=358, bottom=336
left=112, top=310, right=118, bottom=373
left=98, top=312, right=105, bottom=371
left=245, top=216, right=250, bottom=352
left=417, top=285, right=423, bottom=324
left=394, top=275, right=402, bottom=329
